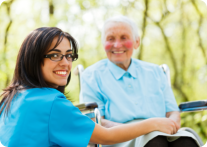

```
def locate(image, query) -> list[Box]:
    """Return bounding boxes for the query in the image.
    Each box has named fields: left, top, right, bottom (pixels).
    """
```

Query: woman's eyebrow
left=48, top=49, right=61, bottom=53
left=66, top=49, right=73, bottom=52
left=47, top=49, right=73, bottom=53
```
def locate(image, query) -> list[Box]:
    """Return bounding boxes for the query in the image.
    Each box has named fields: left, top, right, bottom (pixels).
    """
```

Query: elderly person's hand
left=166, top=111, right=181, bottom=133
left=151, top=118, right=178, bottom=135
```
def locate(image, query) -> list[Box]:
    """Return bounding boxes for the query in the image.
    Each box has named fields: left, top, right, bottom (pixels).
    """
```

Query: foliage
left=0, top=0, right=207, bottom=142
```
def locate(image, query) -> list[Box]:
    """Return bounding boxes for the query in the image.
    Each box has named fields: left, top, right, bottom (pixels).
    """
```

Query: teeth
left=113, top=51, right=124, bottom=53
left=55, top=71, right=67, bottom=75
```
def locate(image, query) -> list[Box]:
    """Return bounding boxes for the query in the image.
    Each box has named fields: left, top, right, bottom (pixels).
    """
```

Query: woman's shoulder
left=132, top=58, right=161, bottom=73
left=26, top=87, right=62, bottom=94
left=132, top=58, right=164, bottom=78
left=21, top=88, right=66, bottom=102
left=16, top=88, right=69, bottom=115
left=132, top=58, right=159, bottom=68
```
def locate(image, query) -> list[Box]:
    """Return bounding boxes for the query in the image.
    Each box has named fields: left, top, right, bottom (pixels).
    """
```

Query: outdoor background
left=1, top=0, right=207, bottom=142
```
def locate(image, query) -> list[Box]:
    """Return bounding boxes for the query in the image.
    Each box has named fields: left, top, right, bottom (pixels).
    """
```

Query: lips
left=112, top=51, right=125, bottom=54
left=53, top=70, right=68, bottom=76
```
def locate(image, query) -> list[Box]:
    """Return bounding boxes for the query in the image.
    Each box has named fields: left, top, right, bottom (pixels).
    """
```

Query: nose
left=114, top=40, right=122, bottom=48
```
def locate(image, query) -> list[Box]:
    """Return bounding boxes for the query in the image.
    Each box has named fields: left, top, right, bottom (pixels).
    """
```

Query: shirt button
left=128, top=85, right=131, bottom=88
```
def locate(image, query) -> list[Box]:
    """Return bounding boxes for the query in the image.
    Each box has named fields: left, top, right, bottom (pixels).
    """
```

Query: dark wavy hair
left=0, top=27, right=78, bottom=116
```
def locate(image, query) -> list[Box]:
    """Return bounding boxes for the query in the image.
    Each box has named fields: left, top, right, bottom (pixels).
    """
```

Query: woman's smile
left=53, top=70, right=68, bottom=77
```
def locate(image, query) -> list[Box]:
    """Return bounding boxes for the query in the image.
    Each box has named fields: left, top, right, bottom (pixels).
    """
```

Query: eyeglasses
left=44, top=53, right=78, bottom=62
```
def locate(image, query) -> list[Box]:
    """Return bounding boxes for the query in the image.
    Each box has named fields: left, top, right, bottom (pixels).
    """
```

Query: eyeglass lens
left=51, top=54, right=73, bottom=61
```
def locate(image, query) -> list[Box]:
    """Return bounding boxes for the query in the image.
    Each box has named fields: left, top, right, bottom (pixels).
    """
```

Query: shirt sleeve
left=49, top=96, right=95, bottom=147
left=158, top=67, right=180, bottom=112
left=80, top=70, right=105, bottom=118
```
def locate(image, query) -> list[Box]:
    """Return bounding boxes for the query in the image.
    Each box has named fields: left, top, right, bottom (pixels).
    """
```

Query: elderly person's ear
left=134, top=37, right=140, bottom=49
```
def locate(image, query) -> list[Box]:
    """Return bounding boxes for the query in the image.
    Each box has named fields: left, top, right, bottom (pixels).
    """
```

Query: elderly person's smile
left=103, top=21, right=139, bottom=70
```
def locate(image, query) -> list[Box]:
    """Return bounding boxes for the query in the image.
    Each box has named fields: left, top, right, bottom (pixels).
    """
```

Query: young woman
left=0, top=27, right=178, bottom=147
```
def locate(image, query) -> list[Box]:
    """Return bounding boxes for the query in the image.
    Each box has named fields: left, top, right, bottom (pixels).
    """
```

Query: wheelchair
left=74, top=64, right=207, bottom=147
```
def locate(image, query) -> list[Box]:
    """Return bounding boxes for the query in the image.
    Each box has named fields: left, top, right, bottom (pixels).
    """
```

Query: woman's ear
left=134, top=37, right=140, bottom=49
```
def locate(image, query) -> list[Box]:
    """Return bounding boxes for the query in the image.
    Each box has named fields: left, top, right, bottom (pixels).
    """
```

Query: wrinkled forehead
left=104, top=22, right=133, bottom=37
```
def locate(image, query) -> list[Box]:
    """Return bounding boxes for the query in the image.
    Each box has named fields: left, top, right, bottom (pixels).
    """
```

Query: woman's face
left=41, top=37, right=72, bottom=88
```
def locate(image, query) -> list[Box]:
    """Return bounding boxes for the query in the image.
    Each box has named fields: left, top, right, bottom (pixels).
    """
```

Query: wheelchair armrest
left=75, top=102, right=98, bottom=111
left=75, top=102, right=102, bottom=147
left=179, top=100, right=207, bottom=112
left=179, top=127, right=204, bottom=146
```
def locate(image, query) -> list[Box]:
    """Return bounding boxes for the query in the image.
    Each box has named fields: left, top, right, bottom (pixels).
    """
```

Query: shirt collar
left=107, top=59, right=138, bottom=80
left=127, top=59, right=138, bottom=79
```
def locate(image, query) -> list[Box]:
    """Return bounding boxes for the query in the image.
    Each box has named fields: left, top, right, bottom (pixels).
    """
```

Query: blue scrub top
left=80, top=59, right=179, bottom=123
left=0, top=88, right=95, bottom=147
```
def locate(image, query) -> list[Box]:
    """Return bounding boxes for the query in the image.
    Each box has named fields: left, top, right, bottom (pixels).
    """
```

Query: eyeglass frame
left=43, top=49, right=78, bottom=62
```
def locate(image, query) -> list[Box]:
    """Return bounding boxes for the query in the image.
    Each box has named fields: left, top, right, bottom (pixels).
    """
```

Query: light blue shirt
left=0, top=88, right=95, bottom=147
left=80, top=59, right=179, bottom=123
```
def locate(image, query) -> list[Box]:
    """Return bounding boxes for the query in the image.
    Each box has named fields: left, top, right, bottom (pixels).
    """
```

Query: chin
left=56, top=80, right=67, bottom=86
left=58, top=83, right=67, bottom=86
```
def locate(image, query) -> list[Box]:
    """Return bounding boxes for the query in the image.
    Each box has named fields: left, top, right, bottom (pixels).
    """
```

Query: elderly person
left=80, top=16, right=199, bottom=147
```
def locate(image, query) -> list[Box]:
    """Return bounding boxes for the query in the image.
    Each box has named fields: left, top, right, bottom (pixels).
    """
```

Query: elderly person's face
left=103, top=22, right=139, bottom=70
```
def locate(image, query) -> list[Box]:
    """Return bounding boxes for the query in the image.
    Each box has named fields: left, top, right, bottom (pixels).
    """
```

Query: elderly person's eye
left=108, top=37, right=114, bottom=41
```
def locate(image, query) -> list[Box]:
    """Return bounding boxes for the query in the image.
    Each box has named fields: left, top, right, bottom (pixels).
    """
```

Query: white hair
left=101, top=15, right=139, bottom=44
